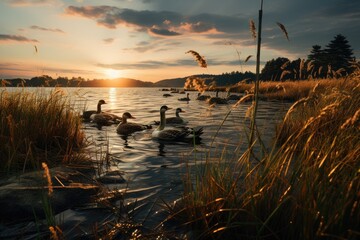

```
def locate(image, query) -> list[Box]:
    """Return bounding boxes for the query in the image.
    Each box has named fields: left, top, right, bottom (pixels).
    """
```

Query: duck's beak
left=131, top=116, right=136, bottom=119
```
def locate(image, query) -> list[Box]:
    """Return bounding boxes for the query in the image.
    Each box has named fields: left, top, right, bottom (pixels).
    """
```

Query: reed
left=168, top=72, right=360, bottom=239
left=0, top=88, right=87, bottom=174
left=167, top=0, right=359, bottom=237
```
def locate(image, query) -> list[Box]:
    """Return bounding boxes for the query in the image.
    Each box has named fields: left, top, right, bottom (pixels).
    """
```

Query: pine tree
left=324, top=34, right=354, bottom=73
left=307, top=45, right=327, bottom=78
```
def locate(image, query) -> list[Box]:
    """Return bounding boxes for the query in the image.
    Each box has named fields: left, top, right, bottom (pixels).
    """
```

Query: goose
left=166, top=108, right=188, bottom=125
left=116, top=112, right=151, bottom=135
left=152, top=105, right=203, bottom=141
left=196, top=92, right=211, bottom=101
left=83, top=100, right=122, bottom=125
left=178, top=93, right=190, bottom=101
left=226, top=91, right=241, bottom=101
left=226, top=94, right=241, bottom=101
left=207, top=91, right=228, bottom=105
left=82, top=99, right=106, bottom=122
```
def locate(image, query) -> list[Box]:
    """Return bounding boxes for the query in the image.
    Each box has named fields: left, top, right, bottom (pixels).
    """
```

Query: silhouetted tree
left=307, top=45, right=327, bottom=77
left=260, top=57, right=290, bottom=81
left=324, top=34, right=354, bottom=75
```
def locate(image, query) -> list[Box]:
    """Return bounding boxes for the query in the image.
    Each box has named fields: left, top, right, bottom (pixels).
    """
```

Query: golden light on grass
left=186, top=50, right=207, bottom=68
left=42, top=162, right=53, bottom=196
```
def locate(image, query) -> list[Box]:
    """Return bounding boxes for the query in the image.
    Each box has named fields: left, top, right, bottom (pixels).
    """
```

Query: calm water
left=70, top=87, right=290, bottom=224
left=4, top=87, right=291, bottom=232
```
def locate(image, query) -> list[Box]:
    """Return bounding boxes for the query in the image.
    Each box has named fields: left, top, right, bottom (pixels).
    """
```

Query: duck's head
left=160, top=105, right=171, bottom=113
left=122, top=112, right=135, bottom=119
left=176, top=108, right=185, bottom=113
left=98, top=99, right=107, bottom=105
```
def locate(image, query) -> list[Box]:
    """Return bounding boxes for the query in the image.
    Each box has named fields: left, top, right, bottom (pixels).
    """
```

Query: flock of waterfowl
left=81, top=98, right=203, bottom=141
left=81, top=90, right=241, bottom=142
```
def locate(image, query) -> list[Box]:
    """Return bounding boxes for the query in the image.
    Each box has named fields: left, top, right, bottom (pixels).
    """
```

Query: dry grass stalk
left=245, top=55, right=253, bottom=63
left=186, top=50, right=207, bottom=68
left=280, top=70, right=291, bottom=81
left=184, top=76, right=208, bottom=92
left=281, top=60, right=290, bottom=70
left=276, top=22, right=289, bottom=41
left=249, top=19, right=256, bottom=39
left=49, top=226, right=63, bottom=240
left=42, top=162, right=53, bottom=196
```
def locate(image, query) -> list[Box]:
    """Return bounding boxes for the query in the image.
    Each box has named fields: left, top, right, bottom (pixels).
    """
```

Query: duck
left=83, top=100, right=122, bottom=125
left=196, top=92, right=211, bottom=101
left=166, top=108, right=188, bottom=125
left=152, top=105, right=203, bottom=141
left=116, top=112, right=151, bottom=135
left=81, top=99, right=106, bottom=122
left=207, top=91, right=228, bottom=105
left=163, top=93, right=172, bottom=97
left=178, top=93, right=190, bottom=101
left=226, top=91, right=241, bottom=101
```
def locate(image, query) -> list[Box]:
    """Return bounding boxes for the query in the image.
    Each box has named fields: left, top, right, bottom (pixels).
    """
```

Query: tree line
left=261, top=34, right=357, bottom=81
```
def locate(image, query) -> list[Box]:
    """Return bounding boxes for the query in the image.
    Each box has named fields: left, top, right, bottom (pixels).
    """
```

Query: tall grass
left=167, top=73, right=360, bottom=239
left=166, top=0, right=359, bottom=238
left=0, top=88, right=86, bottom=174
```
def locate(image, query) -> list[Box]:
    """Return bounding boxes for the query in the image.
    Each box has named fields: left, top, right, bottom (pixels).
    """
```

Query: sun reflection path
left=107, top=87, right=118, bottom=111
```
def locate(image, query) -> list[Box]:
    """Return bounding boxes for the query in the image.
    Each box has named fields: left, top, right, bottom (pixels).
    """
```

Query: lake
left=71, top=87, right=290, bottom=224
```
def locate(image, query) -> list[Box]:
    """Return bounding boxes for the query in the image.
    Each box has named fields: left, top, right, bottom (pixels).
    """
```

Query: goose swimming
left=178, top=93, right=190, bottom=101
left=226, top=91, right=241, bottom=101
left=152, top=105, right=203, bottom=141
left=207, top=90, right=228, bottom=105
left=83, top=100, right=122, bottom=125
left=196, top=92, right=211, bottom=101
left=82, top=99, right=106, bottom=121
left=166, top=108, right=188, bottom=125
left=116, top=112, right=151, bottom=135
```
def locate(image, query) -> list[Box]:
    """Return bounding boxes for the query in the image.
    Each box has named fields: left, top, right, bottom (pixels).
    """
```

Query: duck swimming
left=166, top=108, right=188, bottom=125
left=83, top=100, right=122, bottom=125
left=226, top=92, right=241, bottom=101
left=207, top=91, right=228, bottom=105
left=82, top=99, right=106, bottom=122
left=116, top=112, right=151, bottom=135
left=196, top=92, right=211, bottom=101
left=178, top=93, right=190, bottom=101
left=152, top=105, right=203, bottom=141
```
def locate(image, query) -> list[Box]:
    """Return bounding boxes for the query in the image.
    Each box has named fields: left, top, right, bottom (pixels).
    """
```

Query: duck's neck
left=122, top=116, right=128, bottom=124
left=158, top=111, right=166, bottom=130
left=97, top=103, right=102, bottom=113
left=176, top=111, right=180, bottom=117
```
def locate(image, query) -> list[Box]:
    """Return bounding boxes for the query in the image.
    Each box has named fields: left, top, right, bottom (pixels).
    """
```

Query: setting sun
left=104, top=69, right=121, bottom=79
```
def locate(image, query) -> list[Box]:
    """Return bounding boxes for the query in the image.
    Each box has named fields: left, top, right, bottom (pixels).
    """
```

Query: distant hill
left=154, top=77, right=187, bottom=87
left=3, top=71, right=255, bottom=88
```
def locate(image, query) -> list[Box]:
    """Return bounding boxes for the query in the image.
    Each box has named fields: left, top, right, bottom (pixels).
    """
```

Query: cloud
left=103, top=38, right=114, bottom=44
left=0, top=34, right=39, bottom=43
left=65, top=5, right=245, bottom=37
left=30, top=25, right=65, bottom=33
left=97, top=57, right=256, bottom=70
left=149, top=27, right=180, bottom=36
left=124, top=40, right=182, bottom=53
left=6, top=0, right=58, bottom=6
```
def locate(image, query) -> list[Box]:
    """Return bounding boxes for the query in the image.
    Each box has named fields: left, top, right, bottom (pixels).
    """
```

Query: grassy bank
left=0, top=88, right=86, bottom=174
left=169, top=74, right=360, bottom=239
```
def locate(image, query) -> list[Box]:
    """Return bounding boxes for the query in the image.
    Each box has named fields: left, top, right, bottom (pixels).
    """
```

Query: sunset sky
left=0, top=0, right=359, bottom=82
